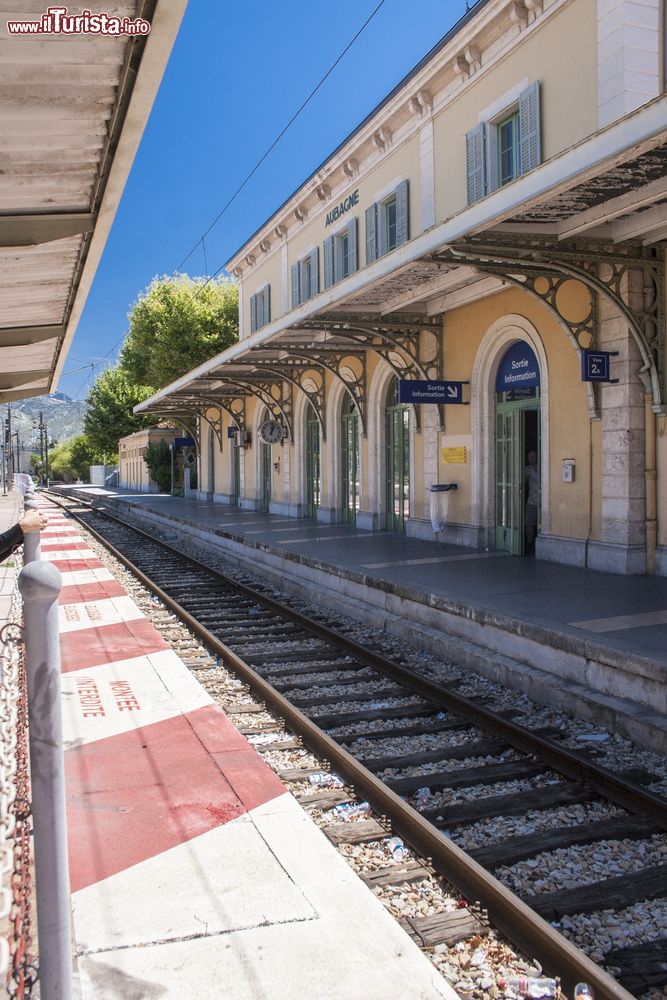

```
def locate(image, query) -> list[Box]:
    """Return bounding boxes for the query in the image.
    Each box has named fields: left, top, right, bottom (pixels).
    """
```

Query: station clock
left=258, top=419, right=284, bottom=445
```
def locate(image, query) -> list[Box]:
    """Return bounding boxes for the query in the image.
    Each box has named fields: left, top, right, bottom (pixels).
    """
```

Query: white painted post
left=17, top=560, right=72, bottom=1000
left=23, top=490, right=41, bottom=564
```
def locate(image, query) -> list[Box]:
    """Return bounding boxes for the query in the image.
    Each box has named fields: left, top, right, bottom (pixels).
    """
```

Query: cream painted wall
left=435, top=0, right=598, bottom=222
left=241, top=248, right=285, bottom=338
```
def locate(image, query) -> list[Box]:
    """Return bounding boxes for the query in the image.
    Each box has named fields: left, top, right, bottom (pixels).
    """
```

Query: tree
left=144, top=441, right=172, bottom=492
left=48, top=441, right=75, bottom=482
left=84, top=367, right=154, bottom=456
left=68, top=435, right=108, bottom=481
left=120, top=275, right=238, bottom=389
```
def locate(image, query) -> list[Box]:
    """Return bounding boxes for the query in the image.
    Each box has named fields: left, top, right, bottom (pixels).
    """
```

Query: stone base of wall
left=586, top=540, right=647, bottom=575
left=537, top=533, right=588, bottom=567
left=654, top=546, right=667, bottom=576
left=316, top=506, right=337, bottom=524
left=355, top=510, right=379, bottom=531
left=212, top=493, right=235, bottom=505
left=239, top=497, right=261, bottom=512
left=269, top=500, right=302, bottom=518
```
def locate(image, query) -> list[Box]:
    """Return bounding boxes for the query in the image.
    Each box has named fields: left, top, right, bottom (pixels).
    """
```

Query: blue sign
left=581, top=350, right=616, bottom=382
left=227, top=426, right=237, bottom=439
left=175, top=436, right=195, bottom=448
left=398, top=379, right=467, bottom=404
left=495, top=342, right=540, bottom=392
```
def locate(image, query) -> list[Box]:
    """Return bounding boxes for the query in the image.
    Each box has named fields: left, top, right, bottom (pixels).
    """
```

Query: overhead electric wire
left=171, top=0, right=388, bottom=286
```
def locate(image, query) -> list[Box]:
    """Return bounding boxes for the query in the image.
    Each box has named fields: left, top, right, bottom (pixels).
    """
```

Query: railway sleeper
left=385, top=759, right=545, bottom=795
left=604, top=937, right=667, bottom=994
left=469, top=815, right=662, bottom=869
left=526, top=862, right=667, bottom=919
left=422, top=782, right=593, bottom=828
left=289, top=687, right=410, bottom=710
left=312, top=702, right=433, bottom=727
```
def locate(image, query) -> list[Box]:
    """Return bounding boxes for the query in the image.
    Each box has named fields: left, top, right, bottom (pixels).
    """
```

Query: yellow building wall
left=241, top=249, right=284, bottom=338
left=435, top=0, right=598, bottom=222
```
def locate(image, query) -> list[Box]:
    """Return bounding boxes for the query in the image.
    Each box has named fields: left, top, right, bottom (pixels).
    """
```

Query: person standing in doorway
left=524, top=449, right=539, bottom=556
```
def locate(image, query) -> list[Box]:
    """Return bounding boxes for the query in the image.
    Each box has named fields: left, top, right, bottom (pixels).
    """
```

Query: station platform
left=36, top=496, right=456, bottom=1000
left=54, top=486, right=667, bottom=754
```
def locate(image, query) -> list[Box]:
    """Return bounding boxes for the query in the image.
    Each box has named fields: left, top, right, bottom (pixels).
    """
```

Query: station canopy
left=0, top=0, right=186, bottom=402
left=136, top=92, right=667, bottom=427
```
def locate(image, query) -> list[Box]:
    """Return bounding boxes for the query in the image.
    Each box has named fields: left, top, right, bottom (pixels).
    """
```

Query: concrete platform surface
left=54, top=486, right=667, bottom=752
left=37, top=498, right=457, bottom=1000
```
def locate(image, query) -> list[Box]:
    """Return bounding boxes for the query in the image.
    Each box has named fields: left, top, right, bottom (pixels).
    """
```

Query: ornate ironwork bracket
left=247, top=361, right=326, bottom=439
left=433, top=236, right=665, bottom=412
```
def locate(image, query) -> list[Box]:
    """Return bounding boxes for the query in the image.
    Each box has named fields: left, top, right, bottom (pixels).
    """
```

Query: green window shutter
left=250, top=293, right=258, bottom=333
left=324, top=235, right=335, bottom=289
left=309, top=247, right=320, bottom=296
left=291, top=263, right=300, bottom=308
left=365, top=204, right=377, bottom=264
left=334, top=233, right=344, bottom=282
left=395, top=179, right=409, bottom=247
left=347, top=217, right=358, bottom=273
left=519, top=81, right=541, bottom=174
left=263, top=284, right=271, bottom=325
left=465, top=122, right=487, bottom=205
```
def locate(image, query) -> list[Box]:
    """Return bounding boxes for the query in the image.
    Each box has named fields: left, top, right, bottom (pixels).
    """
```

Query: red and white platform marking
left=39, top=498, right=456, bottom=1000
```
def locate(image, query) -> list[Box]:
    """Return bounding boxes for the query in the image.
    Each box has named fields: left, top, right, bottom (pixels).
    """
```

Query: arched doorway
left=494, top=342, right=541, bottom=555
left=385, top=376, right=410, bottom=533
left=231, top=435, right=240, bottom=506
left=208, top=428, right=215, bottom=497
left=341, top=394, right=359, bottom=525
left=305, top=403, right=320, bottom=519
left=259, top=409, right=272, bottom=513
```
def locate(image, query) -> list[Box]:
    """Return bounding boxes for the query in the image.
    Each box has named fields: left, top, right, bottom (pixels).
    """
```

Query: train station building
left=137, top=0, right=667, bottom=576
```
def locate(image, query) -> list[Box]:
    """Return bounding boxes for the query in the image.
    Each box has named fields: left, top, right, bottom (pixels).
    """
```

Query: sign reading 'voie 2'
left=325, top=189, right=359, bottom=227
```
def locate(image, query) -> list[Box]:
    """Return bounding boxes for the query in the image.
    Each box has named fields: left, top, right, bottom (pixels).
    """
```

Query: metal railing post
left=17, top=560, right=72, bottom=1000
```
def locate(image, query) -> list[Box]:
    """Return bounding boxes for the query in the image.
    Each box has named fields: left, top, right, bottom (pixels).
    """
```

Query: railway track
left=46, top=492, right=667, bottom=1000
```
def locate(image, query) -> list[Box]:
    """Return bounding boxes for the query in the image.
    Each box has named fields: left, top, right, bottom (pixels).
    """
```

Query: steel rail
left=45, top=493, right=652, bottom=999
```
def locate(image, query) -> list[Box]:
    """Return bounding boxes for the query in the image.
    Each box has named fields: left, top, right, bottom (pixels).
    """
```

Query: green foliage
left=120, top=275, right=238, bottom=390
left=144, top=441, right=172, bottom=492
left=48, top=441, right=75, bottom=482
left=29, top=453, right=42, bottom=474
left=84, top=367, right=154, bottom=455
left=68, top=435, right=108, bottom=481
left=45, top=434, right=108, bottom=482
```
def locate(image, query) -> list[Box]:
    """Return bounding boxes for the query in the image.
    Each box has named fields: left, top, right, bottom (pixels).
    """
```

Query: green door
left=208, top=429, right=215, bottom=496
left=260, top=439, right=271, bottom=513
left=385, top=378, right=410, bottom=533
left=305, top=405, right=321, bottom=519
left=231, top=438, right=240, bottom=506
left=341, top=395, right=359, bottom=525
left=495, top=398, right=540, bottom=554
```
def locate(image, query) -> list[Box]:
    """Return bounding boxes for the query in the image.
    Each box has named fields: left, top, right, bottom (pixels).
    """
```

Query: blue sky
left=60, top=0, right=472, bottom=399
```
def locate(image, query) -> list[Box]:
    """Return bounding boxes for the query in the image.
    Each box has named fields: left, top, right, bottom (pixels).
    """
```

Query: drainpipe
left=644, top=392, right=657, bottom=575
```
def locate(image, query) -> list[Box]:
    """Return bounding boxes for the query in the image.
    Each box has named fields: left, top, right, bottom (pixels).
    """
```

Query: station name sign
left=398, top=379, right=467, bottom=404
left=325, top=189, right=359, bottom=227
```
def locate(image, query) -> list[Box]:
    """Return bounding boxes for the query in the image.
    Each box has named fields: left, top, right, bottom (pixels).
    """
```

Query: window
left=497, top=109, right=520, bottom=186
left=323, top=218, right=358, bottom=289
left=465, top=81, right=541, bottom=205
left=291, top=247, right=319, bottom=307
left=365, top=179, right=409, bottom=264
left=250, top=284, right=270, bottom=333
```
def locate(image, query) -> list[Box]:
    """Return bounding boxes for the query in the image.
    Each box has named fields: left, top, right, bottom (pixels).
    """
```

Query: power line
left=171, top=0, right=388, bottom=283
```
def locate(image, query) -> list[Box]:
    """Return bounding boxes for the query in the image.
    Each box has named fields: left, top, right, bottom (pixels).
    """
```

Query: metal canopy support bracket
left=433, top=236, right=665, bottom=413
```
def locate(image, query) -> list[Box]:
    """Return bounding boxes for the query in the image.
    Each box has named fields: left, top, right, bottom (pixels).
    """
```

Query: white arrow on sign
left=446, top=385, right=459, bottom=398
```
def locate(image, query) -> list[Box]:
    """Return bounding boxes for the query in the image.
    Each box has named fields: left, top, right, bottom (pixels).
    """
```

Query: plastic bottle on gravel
left=332, top=802, right=370, bottom=820
left=502, top=976, right=559, bottom=998
left=573, top=985, right=593, bottom=1000
left=386, top=836, right=407, bottom=861
left=308, top=772, right=345, bottom=788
